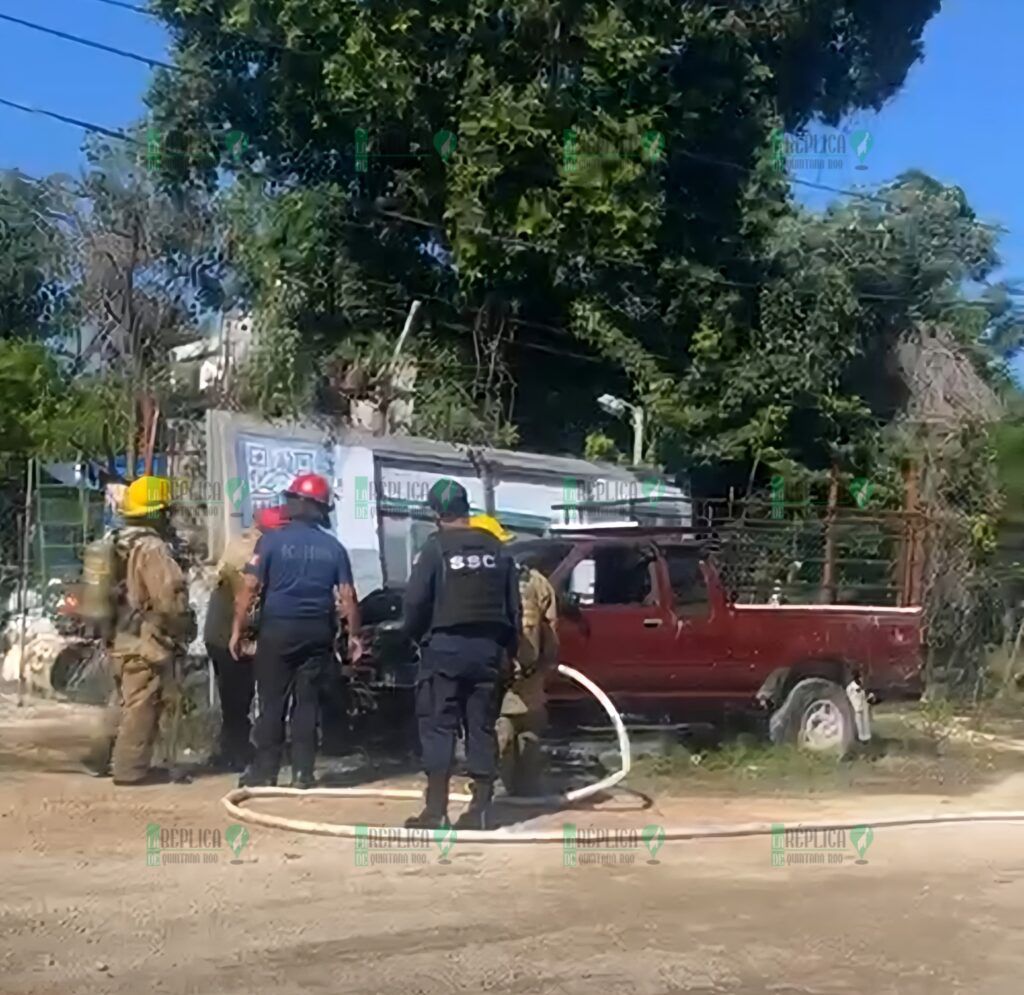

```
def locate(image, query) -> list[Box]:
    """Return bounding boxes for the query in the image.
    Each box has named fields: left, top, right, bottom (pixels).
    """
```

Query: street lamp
left=597, top=393, right=645, bottom=466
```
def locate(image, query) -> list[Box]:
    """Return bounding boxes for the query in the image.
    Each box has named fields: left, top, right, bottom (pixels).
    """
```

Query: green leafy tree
left=1, top=170, right=78, bottom=342
left=146, top=0, right=943, bottom=454
left=71, top=135, right=226, bottom=472
left=654, top=171, right=1020, bottom=488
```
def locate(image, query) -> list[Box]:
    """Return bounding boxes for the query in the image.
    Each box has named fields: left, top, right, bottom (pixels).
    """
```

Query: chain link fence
left=0, top=457, right=29, bottom=643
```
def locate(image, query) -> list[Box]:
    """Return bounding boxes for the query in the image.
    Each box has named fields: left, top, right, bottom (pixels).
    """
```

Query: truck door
left=660, top=546, right=730, bottom=695
left=550, top=541, right=676, bottom=697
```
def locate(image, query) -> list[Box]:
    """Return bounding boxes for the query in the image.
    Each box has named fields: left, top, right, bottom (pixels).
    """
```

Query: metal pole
left=631, top=404, right=644, bottom=466
left=392, top=300, right=423, bottom=364
left=16, top=458, right=35, bottom=707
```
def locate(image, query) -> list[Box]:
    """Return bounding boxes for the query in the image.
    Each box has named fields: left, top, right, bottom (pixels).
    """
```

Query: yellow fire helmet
left=121, top=475, right=173, bottom=518
left=469, top=514, right=515, bottom=543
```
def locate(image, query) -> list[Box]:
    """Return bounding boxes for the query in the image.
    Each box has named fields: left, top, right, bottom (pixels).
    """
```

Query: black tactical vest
left=431, top=527, right=513, bottom=632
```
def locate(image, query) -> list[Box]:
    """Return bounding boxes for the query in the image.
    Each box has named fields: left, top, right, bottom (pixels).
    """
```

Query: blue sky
left=1, top=0, right=1022, bottom=302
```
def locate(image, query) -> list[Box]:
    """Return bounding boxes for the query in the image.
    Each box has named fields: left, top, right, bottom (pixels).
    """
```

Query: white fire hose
left=222, top=665, right=1024, bottom=844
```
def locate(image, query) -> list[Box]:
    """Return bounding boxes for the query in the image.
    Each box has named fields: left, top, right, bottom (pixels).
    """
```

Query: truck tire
left=769, top=677, right=856, bottom=757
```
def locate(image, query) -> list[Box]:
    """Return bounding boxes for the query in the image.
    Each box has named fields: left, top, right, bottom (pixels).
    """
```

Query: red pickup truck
left=514, top=534, right=924, bottom=754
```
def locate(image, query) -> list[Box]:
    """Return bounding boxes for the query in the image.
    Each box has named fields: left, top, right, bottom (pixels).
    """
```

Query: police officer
left=203, top=504, right=287, bottom=771
left=83, top=476, right=196, bottom=785
left=402, top=479, right=521, bottom=830
left=469, top=515, right=559, bottom=797
left=231, top=474, right=362, bottom=789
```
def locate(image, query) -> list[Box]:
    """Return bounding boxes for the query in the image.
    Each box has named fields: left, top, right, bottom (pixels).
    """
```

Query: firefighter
left=81, top=476, right=196, bottom=785
left=203, top=504, right=287, bottom=772
left=231, top=473, right=362, bottom=789
left=402, top=479, right=521, bottom=831
left=470, top=514, right=559, bottom=797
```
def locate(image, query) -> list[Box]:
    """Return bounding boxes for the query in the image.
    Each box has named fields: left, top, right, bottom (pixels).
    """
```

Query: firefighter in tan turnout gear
left=469, top=515, right=559, bottom=797
left=82, top=476, right=195, bottom=785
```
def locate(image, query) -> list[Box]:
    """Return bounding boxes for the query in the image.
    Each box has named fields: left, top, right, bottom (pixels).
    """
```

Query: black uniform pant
left=251, top=616, right=333, bottom=781
left=207, top=643, right=255, bottom=768
left=416, top=633, right=507, bottom=780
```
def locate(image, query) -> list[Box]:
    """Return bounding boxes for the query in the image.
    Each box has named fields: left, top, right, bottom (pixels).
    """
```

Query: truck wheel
left=770, top=677, right=855, bottom=756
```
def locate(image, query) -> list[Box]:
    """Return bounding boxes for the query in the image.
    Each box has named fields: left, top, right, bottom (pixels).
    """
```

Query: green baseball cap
left=427, top=478, right=470, bottom=518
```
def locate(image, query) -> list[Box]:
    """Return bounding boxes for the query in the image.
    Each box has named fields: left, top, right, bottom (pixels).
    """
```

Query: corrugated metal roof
left=336, top=426, right=660, bottom=482
left=209, top=411, right=683, bottom=490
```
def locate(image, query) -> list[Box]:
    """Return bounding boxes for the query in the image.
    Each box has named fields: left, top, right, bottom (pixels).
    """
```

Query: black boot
left=405, top=773, right=451, bottom=829
left=238, top=766, right=277, bottom=788
left=290, top=770, right=315, bottom=790
left=453, top=779, right=494, bottom=831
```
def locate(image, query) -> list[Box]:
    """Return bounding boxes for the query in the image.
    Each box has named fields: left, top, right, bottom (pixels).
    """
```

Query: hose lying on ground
left=222, top=664, right=1024, bottom=844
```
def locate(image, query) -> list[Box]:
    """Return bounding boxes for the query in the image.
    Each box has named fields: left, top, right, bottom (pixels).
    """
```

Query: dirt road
left=2, top=694, right=1023, bottom=995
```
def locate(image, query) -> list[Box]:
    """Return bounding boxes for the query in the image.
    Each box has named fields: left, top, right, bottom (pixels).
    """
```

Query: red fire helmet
left=254, top=505, right=288, bottom=531
left=283, top=472, right=333, bottom=507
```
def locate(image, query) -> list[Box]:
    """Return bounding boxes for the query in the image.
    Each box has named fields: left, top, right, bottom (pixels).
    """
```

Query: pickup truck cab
left=512, top=534, right=924, bottom=753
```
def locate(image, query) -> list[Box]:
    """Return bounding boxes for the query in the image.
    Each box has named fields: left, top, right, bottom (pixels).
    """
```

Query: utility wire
left=84, top=0, right=321, bottom=57
left=368, top=205, right=1002, bottom=307
left=0, top=6, right=1011, bottom=237
left=0, top=96, right=1012, bottom=313
left=0, top=95, right=141, bottom=145
left=88, top=0, right=151, bottom=12
left=0, top=11, right=183, bottom=73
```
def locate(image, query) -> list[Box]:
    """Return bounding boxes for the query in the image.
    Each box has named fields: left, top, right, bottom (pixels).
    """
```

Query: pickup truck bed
left=529, top=535, right=923, bottom=745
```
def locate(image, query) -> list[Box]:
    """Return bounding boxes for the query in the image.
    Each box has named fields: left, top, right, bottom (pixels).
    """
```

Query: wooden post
left=820, top=465, right=838, bottom=604
left=904, top=461, right=924, bottom=606
left=16, top=459, right=35, bottom=707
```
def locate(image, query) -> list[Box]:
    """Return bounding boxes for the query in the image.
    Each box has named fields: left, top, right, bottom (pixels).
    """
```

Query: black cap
left=427, top=478, right=470, bottom=519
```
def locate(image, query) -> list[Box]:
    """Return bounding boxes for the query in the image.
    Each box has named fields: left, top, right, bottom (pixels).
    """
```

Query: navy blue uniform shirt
left=245, top=520, right=354, bottom=620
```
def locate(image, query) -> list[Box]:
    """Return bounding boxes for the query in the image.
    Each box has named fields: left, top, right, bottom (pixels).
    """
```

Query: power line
left=10, top=2, right=1010, bottom=239
left=0, top=95, right=140, bottom=145
left=0, top=94, right=1013, bottom=314
left=0, top=11, right=183, bottom=74
left=88, top=0, right=150, bottom=12
left=84, top=0, right=321, bottom=58
left=367, top=205, right=1003, bottom=307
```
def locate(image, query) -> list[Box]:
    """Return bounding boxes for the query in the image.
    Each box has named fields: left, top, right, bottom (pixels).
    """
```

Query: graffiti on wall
left=233, top=434, right=333, bottom=527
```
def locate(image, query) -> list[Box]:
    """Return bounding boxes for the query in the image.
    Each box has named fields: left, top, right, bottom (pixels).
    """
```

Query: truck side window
left=663, top=547, right=709, bottom=617
left=511, top=540, right=574, bottom=578
left=592, top=546, right=654, bottom=605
